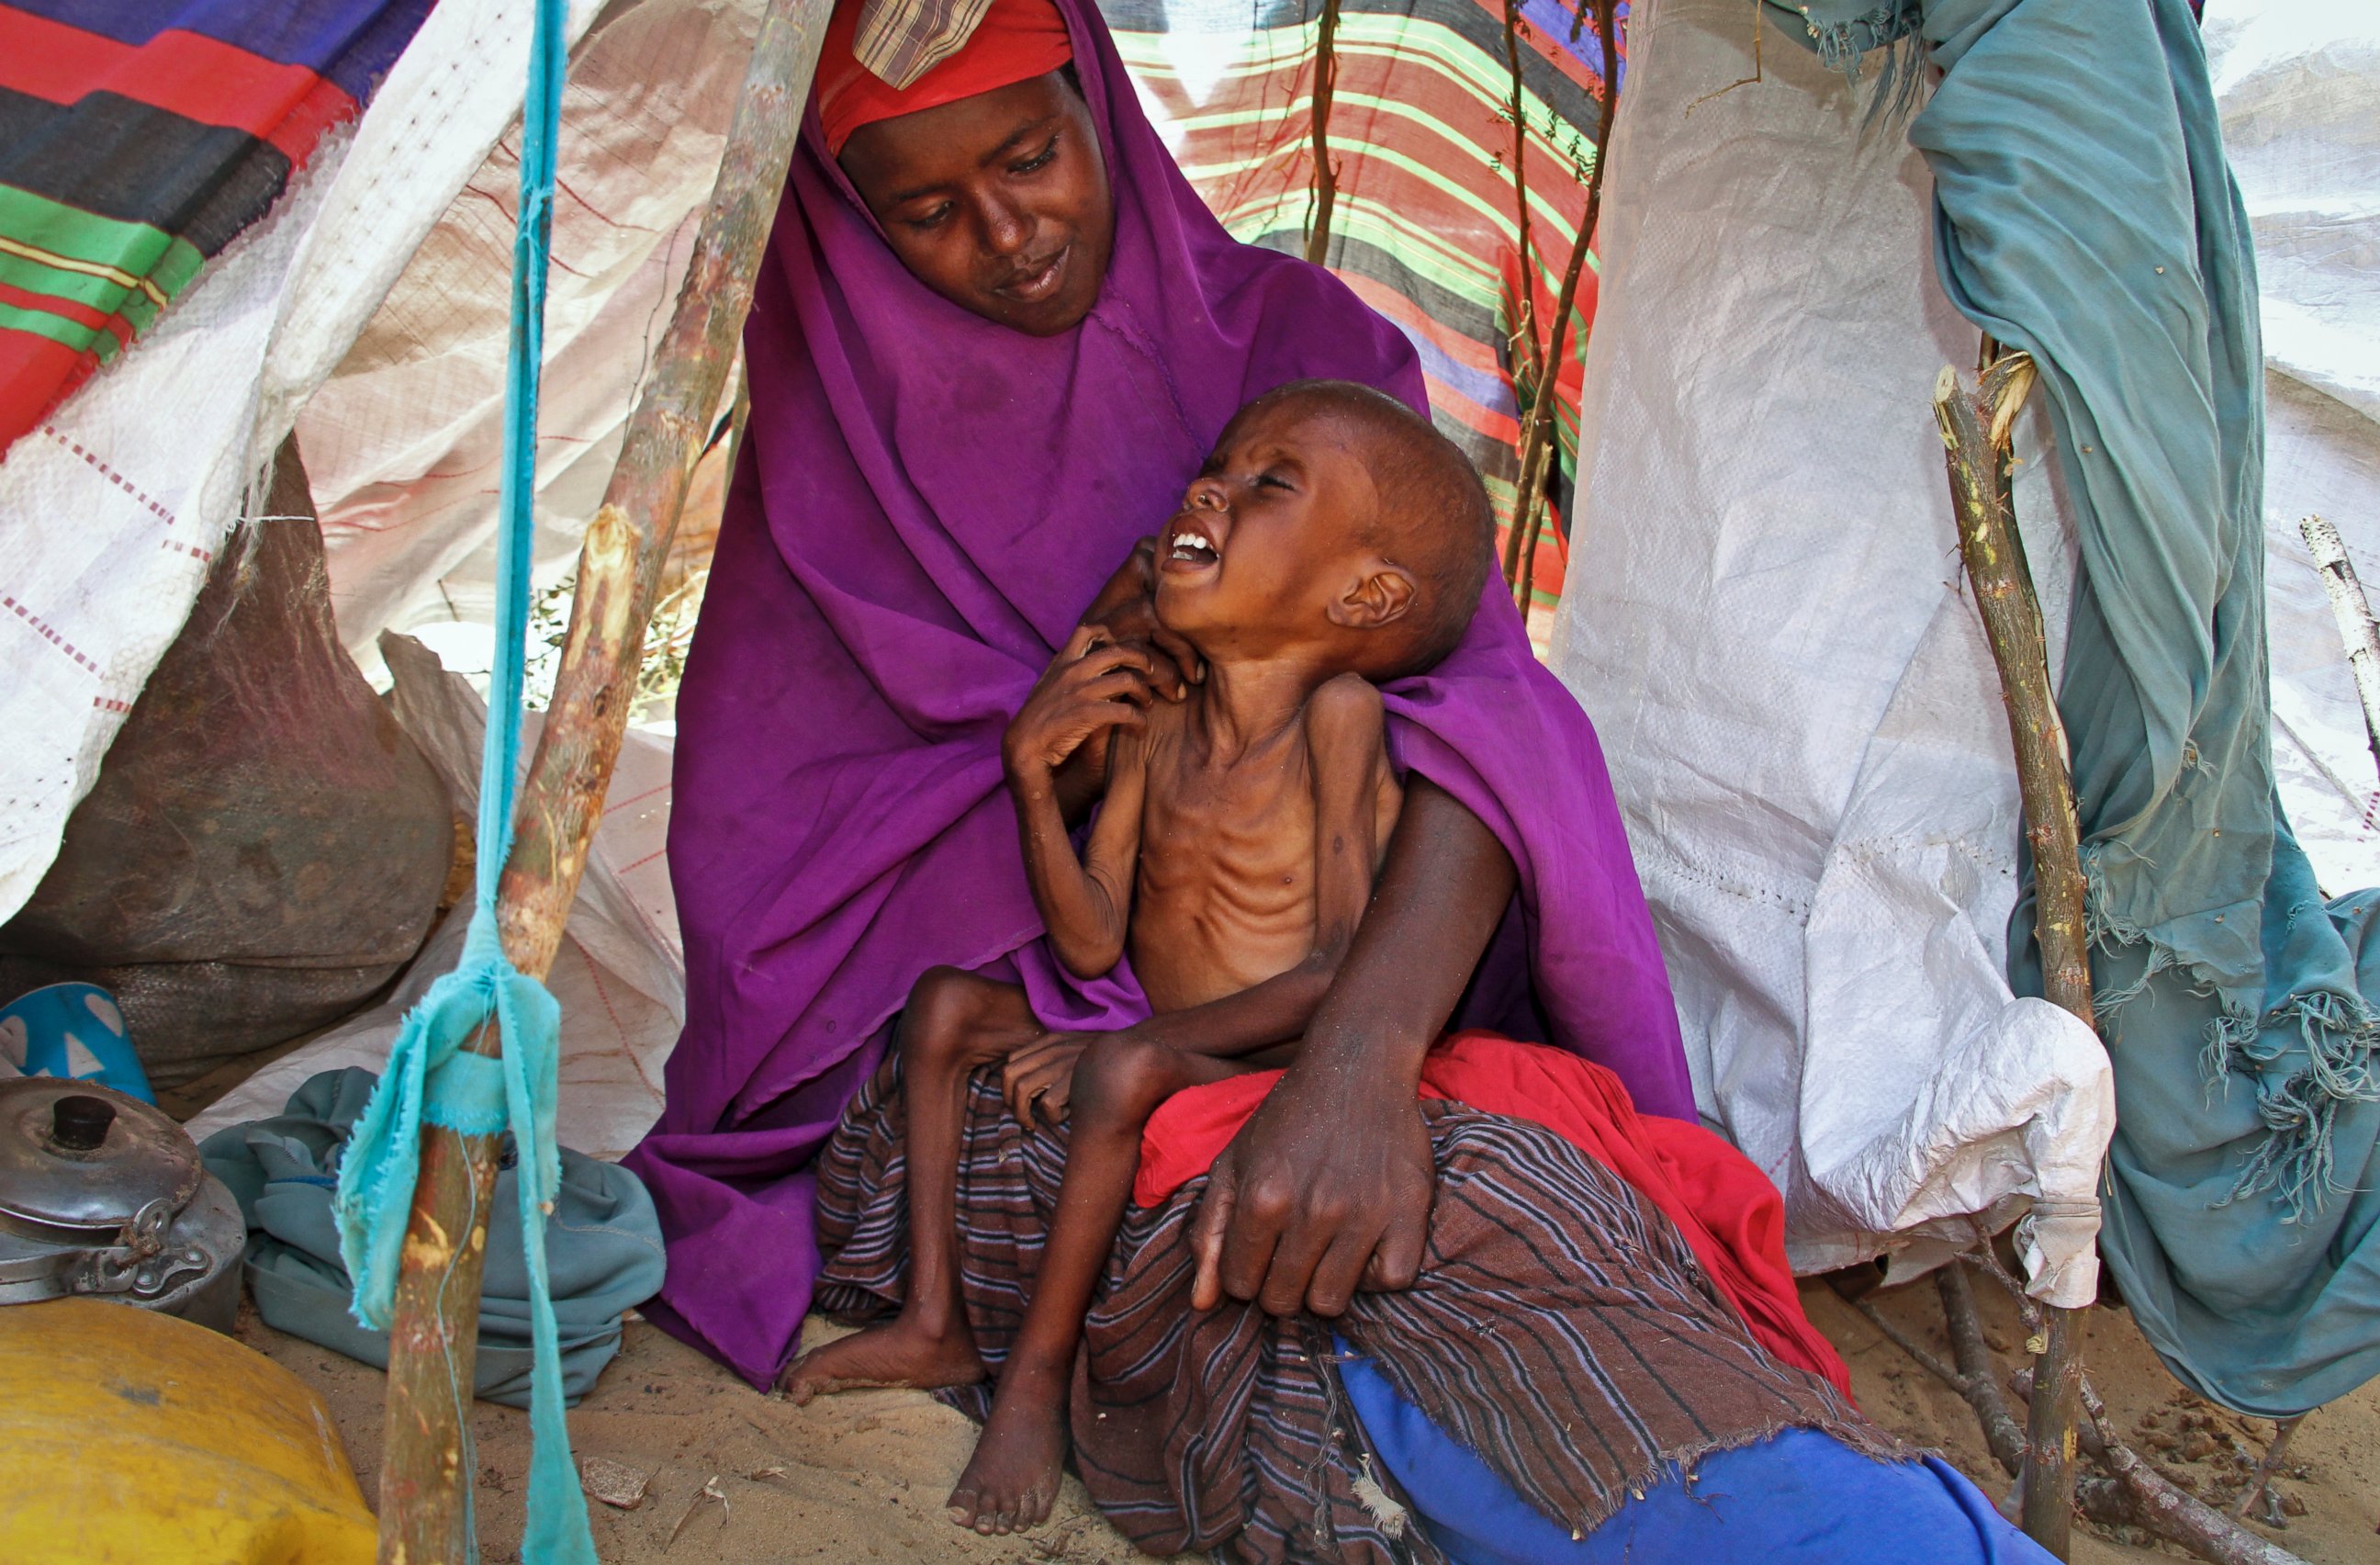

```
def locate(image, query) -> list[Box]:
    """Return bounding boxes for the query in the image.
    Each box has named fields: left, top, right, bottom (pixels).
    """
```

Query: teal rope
left=332, top=3, right=594, bottom=1561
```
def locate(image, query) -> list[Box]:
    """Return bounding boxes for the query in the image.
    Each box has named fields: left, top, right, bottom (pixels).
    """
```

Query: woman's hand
left=1188, top=779, right=1517, bottom=1316
left=1002, top=1032, right=1094, bottom=1128
left=1003, top=624, right=1163, bottom=782
left=1081, top=537, right=1201, bottom=697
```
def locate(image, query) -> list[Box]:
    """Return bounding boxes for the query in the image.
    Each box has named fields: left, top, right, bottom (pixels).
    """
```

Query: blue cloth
left=201, top=1067, right=664, bottom=1409
left=1765, top=0, right=2380, bottom=1417
left=1340, top=1351, right=2052, bottom=1565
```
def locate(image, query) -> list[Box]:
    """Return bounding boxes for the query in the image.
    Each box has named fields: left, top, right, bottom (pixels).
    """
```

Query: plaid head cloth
left=853, top=0, right=994, bottom=88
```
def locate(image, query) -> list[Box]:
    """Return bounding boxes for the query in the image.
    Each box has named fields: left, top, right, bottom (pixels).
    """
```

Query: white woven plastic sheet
left=1552, top=0, right=2378, bottom=1303
left=0, top=0, right=616, bottom=925
left=0, top=0, right=751, bottom=1143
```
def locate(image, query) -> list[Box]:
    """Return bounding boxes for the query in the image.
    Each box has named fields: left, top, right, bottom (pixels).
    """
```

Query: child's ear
left=1329, top=563, right=1416, bottom=631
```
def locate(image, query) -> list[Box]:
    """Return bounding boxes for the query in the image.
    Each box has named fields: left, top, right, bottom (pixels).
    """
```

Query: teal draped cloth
left=1766, top=0, right=2380, bottom=1415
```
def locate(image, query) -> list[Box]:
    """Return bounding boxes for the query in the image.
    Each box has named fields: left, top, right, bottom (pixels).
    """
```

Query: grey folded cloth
left=199, top=1066, right=665, bottom=1407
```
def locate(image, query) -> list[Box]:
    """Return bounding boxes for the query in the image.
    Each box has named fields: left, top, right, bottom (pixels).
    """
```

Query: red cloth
left=1136, top=1030, right=1853, bottom=1396
left=816, top=0, right=1075, bottom=155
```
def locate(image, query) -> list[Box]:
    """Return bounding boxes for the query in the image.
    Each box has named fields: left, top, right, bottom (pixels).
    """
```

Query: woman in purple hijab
left=623, top=0, right=1693, bottom=1393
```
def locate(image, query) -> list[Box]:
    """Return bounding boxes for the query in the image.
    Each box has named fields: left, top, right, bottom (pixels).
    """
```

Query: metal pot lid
left=0, top=1078, right=200, bottom=1233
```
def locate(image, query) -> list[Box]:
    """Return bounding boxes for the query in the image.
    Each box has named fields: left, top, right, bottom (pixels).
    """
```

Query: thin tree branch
left=1304, top=0, right=1342, bottom=265
left=1937, top=351, right=2096, bottom=1556
left=2233, top=1413, right=2305, bottom=1524
left=1502, top=0, right=1617, bottom=599
left=1499, top=0, right=1544, bottom=388
left=1865, top=1264, right=2310, bottom=1565
left=1938, top=1262, right=2032, bottom=1478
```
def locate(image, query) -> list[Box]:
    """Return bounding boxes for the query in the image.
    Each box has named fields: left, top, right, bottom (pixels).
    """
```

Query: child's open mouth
left=1164, top=528, right=1220, bottom=569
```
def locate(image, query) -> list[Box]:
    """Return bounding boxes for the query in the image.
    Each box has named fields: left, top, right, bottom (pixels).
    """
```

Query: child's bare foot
left=780, top=1314, right=984, bottom=1406
left=946, top=1364, right=1071, bottom=1534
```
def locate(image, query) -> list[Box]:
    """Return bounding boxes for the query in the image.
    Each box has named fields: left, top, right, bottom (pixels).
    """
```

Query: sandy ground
left=241, top=1266, right=2378, bottom=1565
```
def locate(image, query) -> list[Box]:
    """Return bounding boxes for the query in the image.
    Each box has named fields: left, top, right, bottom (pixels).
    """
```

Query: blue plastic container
left=0, top=983, right=154, bottom=1103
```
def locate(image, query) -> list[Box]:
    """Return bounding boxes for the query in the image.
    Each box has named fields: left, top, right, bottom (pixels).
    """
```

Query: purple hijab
left=623, top=0, right=1691, bottom=1389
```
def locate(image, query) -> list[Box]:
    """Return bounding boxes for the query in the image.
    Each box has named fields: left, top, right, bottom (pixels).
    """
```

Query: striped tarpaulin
left=0, top=0, right=431, bottom=456
left=1099, top=0, right=1624, bottom=623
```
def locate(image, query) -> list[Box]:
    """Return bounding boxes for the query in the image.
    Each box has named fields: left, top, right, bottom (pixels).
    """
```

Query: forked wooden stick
left=1934, top=351, right=2095, bottom=1559
left=375, top=3, right=831, bottom=1557
left=1304, top=0, right=1342, bottom=265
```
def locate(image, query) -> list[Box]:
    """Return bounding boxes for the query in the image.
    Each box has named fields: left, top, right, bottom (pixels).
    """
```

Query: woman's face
left=839, top=69, right=1115, bottom=336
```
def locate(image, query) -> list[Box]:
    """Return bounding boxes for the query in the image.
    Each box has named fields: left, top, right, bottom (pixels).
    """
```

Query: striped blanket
left=0, top=0, right=428, bottom=456
left=815, top=1063, right=1889, bottom=1562
left=1100, top=0, right=1625, bottom=620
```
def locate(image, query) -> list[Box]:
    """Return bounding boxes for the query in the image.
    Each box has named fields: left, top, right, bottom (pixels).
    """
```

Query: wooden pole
left=374, top=3, right=831, bottom=1558
left=1934, top=351, right=2094, bottom=1559
left=2297, top=514, right=2380, bottom=783
left=1303, top=0, right=1342, bottom=266
left=1502, top=0, right=1617, bottom=600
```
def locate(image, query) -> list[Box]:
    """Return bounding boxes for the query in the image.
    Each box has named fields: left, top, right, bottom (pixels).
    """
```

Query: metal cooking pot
left=0, top=1077, right=241, bottom=1332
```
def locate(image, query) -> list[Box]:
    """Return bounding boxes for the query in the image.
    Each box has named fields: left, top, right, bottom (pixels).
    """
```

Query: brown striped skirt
left=814, top=1064, right=1894, bottom=1563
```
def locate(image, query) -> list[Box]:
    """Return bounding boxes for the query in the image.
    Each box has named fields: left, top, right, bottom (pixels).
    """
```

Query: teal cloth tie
left=331, top=1, right=596, bottom=1559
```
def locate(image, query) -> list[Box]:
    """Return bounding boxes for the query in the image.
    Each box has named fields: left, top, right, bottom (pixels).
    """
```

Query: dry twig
left=1859, top=1266, right=2313, bottom=1565
left=1304, top=0, right=1342, bottom=265
left=2233, top=1413, right=2305, bottom=1524
left=1498, top=0, right=1545, bottom=390
left=1937, top=1262, right=2032, bottom=1479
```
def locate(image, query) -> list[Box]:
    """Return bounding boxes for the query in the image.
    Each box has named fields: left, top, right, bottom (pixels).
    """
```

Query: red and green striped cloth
left=1100, top=0, right=1623, bottom=617
left=0, top=0, right=430, bottom=457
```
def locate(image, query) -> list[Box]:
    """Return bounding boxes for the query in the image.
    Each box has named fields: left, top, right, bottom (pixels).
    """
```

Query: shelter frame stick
left=1934, top=348, right=2094, bottom=1559
left=1504, top=0, right=1618, bottom=602
left=1303, top=0, right=1342, bottom=265
left=2296, top=513, right=2380, bottom=782
left=373, top=1, right=832, bottom=1557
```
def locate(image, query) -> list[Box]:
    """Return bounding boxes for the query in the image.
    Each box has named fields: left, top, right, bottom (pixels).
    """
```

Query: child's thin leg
left=949, top=1034, right=1261, bottom=1533
left=783, top=967, right=1041, bottom=1403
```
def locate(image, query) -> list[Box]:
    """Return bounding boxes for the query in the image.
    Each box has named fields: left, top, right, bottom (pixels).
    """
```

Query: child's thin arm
left=1010, top=715, right=1146, bottom=979
left=1129, top=673, right=1388, bottom=1060
left=1299, top=672, right=1389, bottom=971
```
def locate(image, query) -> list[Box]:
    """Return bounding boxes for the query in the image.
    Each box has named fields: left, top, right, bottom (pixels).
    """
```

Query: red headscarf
left=815, top=0, right=1076, bottom=157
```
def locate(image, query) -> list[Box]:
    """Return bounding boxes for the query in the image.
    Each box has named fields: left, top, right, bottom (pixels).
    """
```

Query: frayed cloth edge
left=2082, top=864, right=2379, bottom=1222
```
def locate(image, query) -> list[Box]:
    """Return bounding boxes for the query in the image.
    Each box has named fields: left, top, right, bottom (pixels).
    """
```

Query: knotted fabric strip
left=331, top=1, right=596, bottom=1559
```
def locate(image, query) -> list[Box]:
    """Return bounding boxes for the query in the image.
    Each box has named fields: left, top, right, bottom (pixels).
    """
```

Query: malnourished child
left=784, top=379, right=1493, bottom=1533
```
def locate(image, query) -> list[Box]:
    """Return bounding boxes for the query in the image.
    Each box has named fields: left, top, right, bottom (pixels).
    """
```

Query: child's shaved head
left=1241, top=379, right=1491, bottom=679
